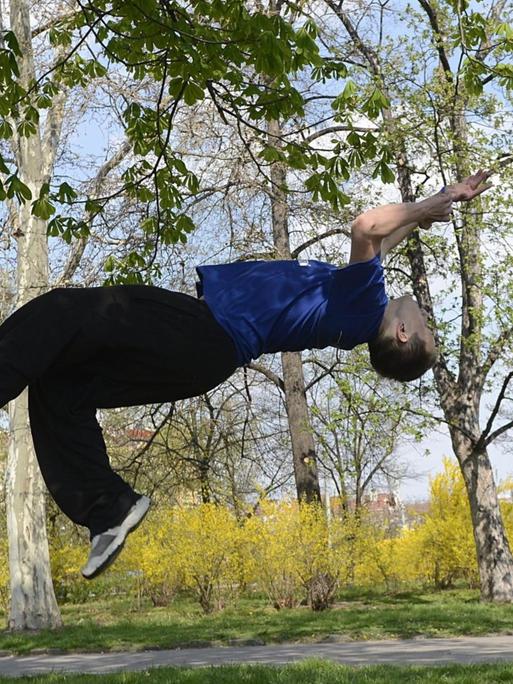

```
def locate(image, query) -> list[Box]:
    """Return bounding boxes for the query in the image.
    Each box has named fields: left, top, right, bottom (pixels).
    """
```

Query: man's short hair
left=368, top=331, right=437, bottom=382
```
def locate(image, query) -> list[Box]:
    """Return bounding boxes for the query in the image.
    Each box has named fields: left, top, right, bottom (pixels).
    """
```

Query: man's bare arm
left=349, top=170, right=493, bottom=264
left=349, top=195, right=451, bottom=263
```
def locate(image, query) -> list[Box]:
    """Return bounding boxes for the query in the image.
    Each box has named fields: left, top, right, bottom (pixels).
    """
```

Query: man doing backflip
left=0, top=170, right=491, bottom=578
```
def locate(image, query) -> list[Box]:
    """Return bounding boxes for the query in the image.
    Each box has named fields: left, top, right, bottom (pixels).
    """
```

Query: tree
left=322, top=0, right=513, bottom=600
left=0, top=0, right=134, bottom=628
left=1, top=0, right=64, bottom=630
left=1, top=0, right=332, bottom=273
left=310, top=347, right=425, bottom=509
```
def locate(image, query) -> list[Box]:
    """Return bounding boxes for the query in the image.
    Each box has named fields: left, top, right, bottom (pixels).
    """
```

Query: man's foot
left=81, top=495, right=151, bottom=580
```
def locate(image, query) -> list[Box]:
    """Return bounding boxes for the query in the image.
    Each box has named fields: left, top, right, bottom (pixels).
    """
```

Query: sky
left=397, top=431, right=512, bottom=501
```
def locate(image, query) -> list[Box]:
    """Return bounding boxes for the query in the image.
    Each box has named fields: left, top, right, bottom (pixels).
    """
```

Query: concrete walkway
left=1, top=635, right=513, bottom=677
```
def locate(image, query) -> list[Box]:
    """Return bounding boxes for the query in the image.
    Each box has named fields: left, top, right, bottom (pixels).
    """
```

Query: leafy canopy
left=2, top=1, right=398, bottom=279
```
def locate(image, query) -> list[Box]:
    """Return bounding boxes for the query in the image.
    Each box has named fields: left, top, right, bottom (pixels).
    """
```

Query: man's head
left=368, top=295, right=437, bottom=382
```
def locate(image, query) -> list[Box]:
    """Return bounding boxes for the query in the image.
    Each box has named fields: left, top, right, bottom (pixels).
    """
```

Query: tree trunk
left=281, top=352, right=322, bottom=502
left=406, top=186, right=513, bottom=602
left=267, top=118, right=321, bottom=502
left=6, top=0, right=61, bottom=629
left=448, top=410, right=513, bottom=601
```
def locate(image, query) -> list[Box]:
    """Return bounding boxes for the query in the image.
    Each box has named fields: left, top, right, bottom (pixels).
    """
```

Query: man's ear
left=396, top=321, right=409, bottom=344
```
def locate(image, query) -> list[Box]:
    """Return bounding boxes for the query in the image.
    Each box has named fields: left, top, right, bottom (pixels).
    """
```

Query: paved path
left=1, top=636, right=513, bottom=677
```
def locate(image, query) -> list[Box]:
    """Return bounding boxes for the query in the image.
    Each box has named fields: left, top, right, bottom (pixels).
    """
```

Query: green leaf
left=4, top=31, right=21, bottom=56
left=0, top=120, right=13, bottom=139
left=57, top=182, right=78, bottom=203
left=260, top=146, right=285, bottom=163
left=183, top=81, right=204, bottom=105
left=176, top=213, right=195, bottom=234
left=6, top=175, right=32, bottom=202
left=31, top=196, right=56, bottom=220
left=85, top=197, right=103, bottom=214
left=286, top=145, right=308, bottom=170
left=16, top=120, right=37, bottom=138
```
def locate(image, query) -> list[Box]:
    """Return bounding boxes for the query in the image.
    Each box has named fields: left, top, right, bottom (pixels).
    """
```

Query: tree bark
left=450, top=424, right=513, bottom=600
left=267, top=118, right=321, bottom=502
left=6, top=0, right=62, bottom=629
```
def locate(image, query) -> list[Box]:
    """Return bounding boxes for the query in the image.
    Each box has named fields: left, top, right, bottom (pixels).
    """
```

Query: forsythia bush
left=417, top=459, right=478, bottom=588
left=171, top=504, right=248, bottom=613
left=122, top=504, right=248, bottom=613
left=120, top=510, right=182, bottom=607
left=0, top=539, right=9, bottom=613
left=354, top=458, right=479, bottom=589
left=50, top=539, right=90, bottom=603
left=33, top=457, right=512, bottom=614
left=246, top=501, right=361, bottom=610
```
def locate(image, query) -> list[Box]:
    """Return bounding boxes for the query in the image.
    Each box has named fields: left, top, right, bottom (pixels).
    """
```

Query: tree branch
left=31, top=10, right=82, bottom=39
left=476, top=371, right=513, bottom=449
left=478, top=325, right=513, bottom=387
left=291, top=228, right=350, bottom=258
left=57, top=139, right=132, bottom=285
left=304, top=125, right=377, bottom=144
left=246, top=362, right=285, bottom=392
left=417, top=0, right=453, bottom=80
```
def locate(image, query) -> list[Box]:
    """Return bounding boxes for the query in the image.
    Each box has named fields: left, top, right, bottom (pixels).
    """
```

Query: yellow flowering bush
left=170, top=504, right=248, bottom=613
left=354, top=518, right=402, bottom=590
left=419, top=459, right=477, bottom=588
left=0, top=539, right=9, bottom=613
left=246, top=501, right=360, bottom=610
left=49, top=540, right=90, bottom=603
left=18, top=457, right=506, bottom=612
left=121, top=508, right=182, bottom=607
left=353, top=460, right=479, bottom=591
left=245, top=500, right=306, bottom=609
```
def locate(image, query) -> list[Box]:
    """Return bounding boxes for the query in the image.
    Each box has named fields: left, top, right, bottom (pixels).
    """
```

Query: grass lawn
left=3, top=661, right=513, bottom=683
left=0, top=587, right=513, bottom=655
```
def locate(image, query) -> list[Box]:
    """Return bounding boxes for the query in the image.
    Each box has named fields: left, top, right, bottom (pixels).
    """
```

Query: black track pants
left=0, top=286, right=238, bottom=536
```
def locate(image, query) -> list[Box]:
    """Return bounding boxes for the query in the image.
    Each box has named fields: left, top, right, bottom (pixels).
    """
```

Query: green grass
left=4, top=661, right=513, bottom=683
left=1, top=588, right=513, bottom=655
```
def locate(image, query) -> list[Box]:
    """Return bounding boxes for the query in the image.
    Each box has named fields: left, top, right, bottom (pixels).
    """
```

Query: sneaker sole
left=82, top=496, right=151, bottom=580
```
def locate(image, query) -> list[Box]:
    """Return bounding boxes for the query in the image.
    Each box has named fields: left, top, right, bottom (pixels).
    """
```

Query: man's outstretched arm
left=349, top=170, right=492, bottom=264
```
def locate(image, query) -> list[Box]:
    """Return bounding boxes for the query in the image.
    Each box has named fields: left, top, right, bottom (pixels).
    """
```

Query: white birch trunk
left=5, top=0, right=61, bottom=629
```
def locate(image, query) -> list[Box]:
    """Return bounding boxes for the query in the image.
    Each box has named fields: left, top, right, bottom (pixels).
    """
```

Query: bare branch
left=476, top=371, right=513, bottom=448
left=324, top=0, right=382, bottom=77
left=247, top=362, right=285, bottom=392
left=31, top=11, right=81, bottom=39
left=304, top=125, right=377, bottom=144
left=57, top=139, right=132, bottom=285
left=291, top=228, right=349, bottom=258
left=483, top=418, right=513, bottom=449
left=417, top=0, right=453, bottom=80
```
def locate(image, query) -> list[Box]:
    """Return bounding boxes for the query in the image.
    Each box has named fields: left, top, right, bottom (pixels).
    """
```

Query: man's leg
left=28, top=373, right=140, bottom=535
left=27, top=286, right=238, bottom=578
left=28, top=373, right=150, bottom=579
left=0, top=288, right=86, bottom=406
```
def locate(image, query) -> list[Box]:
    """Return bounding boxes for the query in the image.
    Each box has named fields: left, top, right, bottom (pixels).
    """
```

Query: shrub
left=122, top=509, right=182, bottom=607
left=246, top=500, right=360, bottom=610
left=170, top=504, right=248, bottom=613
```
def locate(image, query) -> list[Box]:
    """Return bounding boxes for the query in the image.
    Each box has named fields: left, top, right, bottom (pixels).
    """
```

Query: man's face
left=398, top=295, right=436, bottom=353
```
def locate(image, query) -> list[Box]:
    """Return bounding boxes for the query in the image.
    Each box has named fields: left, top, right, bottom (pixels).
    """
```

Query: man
left=0, top=170, right=491, bottom=579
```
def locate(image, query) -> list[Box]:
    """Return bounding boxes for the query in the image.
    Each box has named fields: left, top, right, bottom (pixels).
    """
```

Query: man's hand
left=420, top=191, right=454, bottom=225
left=446, top=169, right=493, bottom=202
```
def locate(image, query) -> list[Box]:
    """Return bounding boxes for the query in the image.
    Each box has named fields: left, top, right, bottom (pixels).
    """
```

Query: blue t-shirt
left=196, top=256, right=387, bottom=367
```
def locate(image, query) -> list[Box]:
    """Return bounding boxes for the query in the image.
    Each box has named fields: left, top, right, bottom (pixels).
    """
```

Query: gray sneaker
left=81, top=495, right=151, bottom=580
